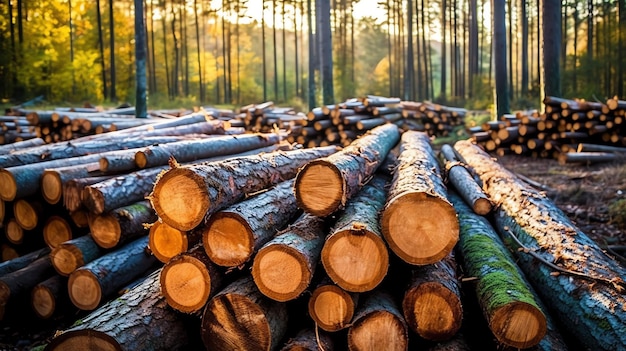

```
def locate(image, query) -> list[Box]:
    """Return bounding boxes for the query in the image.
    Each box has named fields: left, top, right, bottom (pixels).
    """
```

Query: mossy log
left=68, top=236, right=156, bottom=310
left=45, top=269, right=191, bottom=351
left=439, top=144, right=492, bottom=215
left=402, top=253, right=463, bottom=341
left=381, top=131, right=459, bottom=265
left=280, top=328, right=334, bottom=351
left=252, top=213, right=327, bottom=302
left=151, top=146, right=338, bottom=231
left=308, top=278, right=358, bottom=332
left=294, top=124, right=399, bottom=217
left=347, top=290, right=408, bottom=351
left=0, top=255, right=55, bottom=315
left=201, top=276, right=289, bottom=351
left=31, top=275, right=70, bottom=319
left=50, top=235, right=103, bottom=276
left=149, top=221, right=202, bottom=263
left=204, top=179, right=298, bottom=267
left=454, top=140, right=626, bottom=351
left=321, top=175, right=389, bottom=292
left=88, top=200, right=157, bottom=249
left=160, top=244, right=223, bottom=314
left=0, top=246, right=50, bottom=277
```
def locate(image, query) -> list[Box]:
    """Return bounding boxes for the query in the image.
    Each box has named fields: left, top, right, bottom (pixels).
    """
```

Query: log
left=41, top=162, right=104, bottom=205
left=280, top=328, right=334, bottom=351
left=63, top=176, right=115, bottom=212
left=252, top=214, right=326, bottom=302
left=13, top=198, right=43, bottom=231
left=50, top=235, right=103, bottom=276
left=160, top=244, right=223, bottom=314
left=440, top=144, right=492, bottom=215
left=88, top=200, right=157, bottom=249
left=308, top=278, right=358, bottom=332
left=45, top=269, right=192, bottom=351
left=321, top=175, right=389, bottom=292
left=557, top=151, right=618, bottom=165
left=68, top=236, right=156, bottom=310
left=201, top=276, right=289, bottom=351
left=402, top=253, right=463, bottom=341
left=0, top=255, right=55, bottom=313
left=381, top=131, right=459, bottom=265
left=69, top=208, right=89, bottom=228
left=347, top=290, right=408, bottom=351
left=151, top=146, right=339, bottom=231
left=5, top=218, right=25, bottom=245
left=31, top=275, right=70, bottom=319
left=577, top=143, right=626, bottom=153
left=0, top=138, right=45, bottom=155
left=0, top=246, right=50, bottom=277
left=43, top=215, right=82, bottom=249
left=148, top=221, right=201, bottom=263
left=204, top=179, right=298, bottom=267
left=455, top=140, right=626, bottom=350
left=295, top=124, right=400, bottom=217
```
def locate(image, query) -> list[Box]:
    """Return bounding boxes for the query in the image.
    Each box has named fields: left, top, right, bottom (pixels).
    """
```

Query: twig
left=314, top=323, right=326, bottom=351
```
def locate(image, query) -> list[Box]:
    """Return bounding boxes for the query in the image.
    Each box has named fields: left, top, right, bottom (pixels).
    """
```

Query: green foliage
left=464, top=75, right=494, bottom=111
left=609, top=199, right=626, bottom=229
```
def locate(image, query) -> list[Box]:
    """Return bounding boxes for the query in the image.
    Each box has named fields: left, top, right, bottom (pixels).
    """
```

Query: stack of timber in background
left=469, top=96, right=626, bottom=164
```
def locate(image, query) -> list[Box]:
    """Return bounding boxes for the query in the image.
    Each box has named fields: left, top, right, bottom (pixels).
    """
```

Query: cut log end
left=295, top=160, right=344, bottom=217
left=252, top=246, right=310, bottom=302
left=68, top=270, right=102, bottom=310
left=149, top=221, right=189, bottom=263
left=70, top=210, right=89, bottom=228
left=491, top=302, right=547, bottom=349
left=151, top=168, right=209, bottom=231
left=161, top=256, right=212, bottom=313
left=44, top=216, right=73, bottom=249
left=83, top=188, right=106, bottom=215
left=308, top=285, right=355, bottom=332
left=402, top=282, right=462, bottom=341
left=32, top=285, right=56, bottom=319
left=89, top=214, right=122, bottom=249
left=472, top=197, right=493, bottom=216
left=321, top=229, right=389, bottom=292
left=98, top=158, right=110, bottom=172
left=6, top=220, right=23, bottom=244
left=41, top=171, right=63, bottom=205
left=204, top=213, right=254, bottom=267
left=382, top=193, right=459, bottom=265
left=51, top=245, right=84, bottom=276
left=44, top=330, right=121, bottom=351
left=14, top=199, right=39, bottom=231
left=0, top=171, right=16, bottom=201
left=134, top=151, right=148, bottom=168
left=348, top=310, right=408, bottom=351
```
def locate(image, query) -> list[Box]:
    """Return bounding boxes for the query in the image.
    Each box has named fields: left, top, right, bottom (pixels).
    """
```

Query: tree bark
left=0, top=246, right=49, bottom=277
left=322, top=175, right=389, bottom=292
left=454, top=140, right=626, bottom=350
left=201, top=276, right=289, bottom=351
left=134, top=0, right=148, bottom=118
left=252, top=213, right=326, bottom=302
left=295, top=124, right=399, bottom=217
left=88, top=201, right=157, bottom=249
left=381, top=131, right=458, bottom=265
left=151, top=146, right=338, bottom=231
left=41, top=164, right=107, bottom=206
left=0, top=138, right=45, bottom=155
left=280, top=328, right=334, bottom=351
left=63, top=176, right=115, bottom=213
left=308, top=278, right=358, bottom=332
left=160, top=244, right=223, bottom=314
left=149, top=221, right=201, bottom=263
left=318, top=0, right=334, bottom=104
left=31, top=275, right=70, bottom=319
left=0, top=255, right=55, bottom=316
left=493, top=0, right=510, bottom=117
left=68, top=236, right=155, bottom=310
left=204, top=179, right=298, bottom=267
left=50, top=234, right=103, bottom=277
left=542, top=0, right=562, bottom=98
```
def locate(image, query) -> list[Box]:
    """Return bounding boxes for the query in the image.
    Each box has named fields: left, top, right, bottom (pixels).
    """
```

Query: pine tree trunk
left=308, top=278, right=358, bottom=332
left=149, top=221, right=201, bottom=263
left=50, top=235, right=103, bottom=277
left=88, top=201, right=157, bottom=249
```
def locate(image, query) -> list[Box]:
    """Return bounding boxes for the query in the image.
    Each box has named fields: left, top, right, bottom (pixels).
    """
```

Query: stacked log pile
left=469, top=96, right=626, bottom=163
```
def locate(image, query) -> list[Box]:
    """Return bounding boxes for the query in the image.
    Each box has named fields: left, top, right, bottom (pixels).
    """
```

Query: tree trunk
left=440, top=0, right=447, bottom=100
left=252, top=213, right=326, bottom=302
left=521, top=0, right=529, bottom=95
left=108, top=0, right=117, bottom=101
left=50, top=234, right=103, bottom=277
left=0, top=246, right=49, bottom=277
left=295, top=124, right=399, bottom=217
left=31, top=275, right=70, bottom=319
left=151, top=145, right=338, bottom=231
left=0, top=255, right=55, bottom=316
left=308, top=278, right=358, bottom=332
left=160, top=244, right=223, bottom=314
left=493, top=0, right=510, bottom=117
left=204, top=179, right=298, bottom=267
left=201, top=276, right=289, bottom=351
left=96, top=0, right=108, bottom=100
left=347, top=290, right=408, bottom=351
left=381, top=131, right=458, bottom=265
left=68, top=236, right=155, bottom=310
left=45, top=269, right=191, bottom=351
left=148, top=220, right=202, bottom=263
left=454, top=140, right=626, bottom=350
left=318, top=0, right=334, bottom=104
left=134, top=0, right=148, bottom=118
left=307, top=0, right=316, bottom=109
left=280, top=328, right=334, bottom=351
left=542, top=0, right=562, bottom=98
left=402, top=253, right=463, bottom=341
left=88, top=200, right=156, bottom=249
left=321, top=175, right=389, bottom=292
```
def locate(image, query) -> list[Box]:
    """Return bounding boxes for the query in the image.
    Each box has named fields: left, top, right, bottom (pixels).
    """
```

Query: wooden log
left=0, top=255, right=55, bottom=314
left=31, top=275, right=70, bottom=319
left=280, top=328, right=334, bottom=351
left=63, top=176, right=115, bottom=212
left=0, top=246, right=50, bottom=277
left=148, top=221, right=202, bottom=263
left=88, top=200, right=157, bottom=249
left=577, top=143, right=626, bottom=153
left=321, top=175, right=389, bottom=292
left=5, top=218, right=25, bottom=244
left=252, top=214, right=326, bottom=302
left=204, top=179, right=298, bottom=267
left=381, top=131, right=459, bottom=265
left=43, top=215, right=82, bottom=249
left=295, top=124, right=400, bottom=217
left=363, top=96, right=401, bottom=107
left=45, top=268, right=191, bottom=351
left=440, top=144, right=492, bottom=215
left=151, top=146, right=339, bottom=231
left=69, top=208, right=89, bottom=228
left=0, top=138, right=45, bottom=155
left=201, top=276, right=289, bottom=351
left=308, top=278, right=358, bottom=332
left=557, top=151, right=618, bottom=165
left=160, top=244, right=223, bottom=314
left=455, top=140, right=626, bottom=350
left=50, top=234, right=103, bottom=276
left=347, top=290, right=408, bottom=351
left=68, top=236, right=156, bottom=310
left=13, top=198, right=44, bottom=231
left=41, top=162, right=104, bottom=205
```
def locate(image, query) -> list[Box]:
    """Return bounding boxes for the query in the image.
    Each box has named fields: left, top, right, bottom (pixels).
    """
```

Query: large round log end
left=402, top=282, right=462, bottom=341
left=149, top=221, right=188, bottom=263
left=308, top=284, right=355, bottom=332
left=204, top=212, right=254, bottom=267
left=44, top=330, right=121, bottom=351
left=68, top=269, right=102, bottom=310
left=6, top=219, right=23, bottom=244
left=252, top=246, right=310, bottom=302
left=14, top=199, right=39, bottom=230
left=491, top=301, right=547, bottom=349
left=32, top=284, right=56, bottom=319
left=347, top=310, right=408, bottom=351
left=294, top=160, right=344, bottom=217
left=0, top=170, right=16, bottom=201
left=160, top=255, right=212, bottom=313
left=89, top=214, right=121, bottom=249
left=51, top=244, right=85, bottom=276
left=41, top=171, right=63, bottom=205
left=472, top=197, right=493, bottom=215
left=44, top=216, right=73, bottom=249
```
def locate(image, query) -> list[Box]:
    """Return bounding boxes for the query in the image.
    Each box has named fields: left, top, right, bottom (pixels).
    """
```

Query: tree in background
left=493, top=0, right=509, bottom=117
left=135, top=0, right=148, bottom=118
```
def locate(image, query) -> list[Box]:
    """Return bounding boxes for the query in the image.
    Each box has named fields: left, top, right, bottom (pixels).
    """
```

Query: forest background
left=0, top=0, right=622, bottom=113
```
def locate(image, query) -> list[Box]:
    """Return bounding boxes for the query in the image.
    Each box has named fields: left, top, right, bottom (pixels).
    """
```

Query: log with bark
left=381, top=131, right=459, bottom=265
left=252, top=214, right=326, bottom=302
left=454, top=139, right=626, bottom=350
left=201, top=276, right=289, bottom=351
left=160, top=244, right=223, bottom=314
left=321, top=175, right=389, bottom=293
left=67, top=236, right=156, bottom=310
left=0, top=255, right=55, bottom=318
left=151, top=146, right=338, bottom=231
left=347, top=290, right=408, bottom=351
left=294, top=124, right=399, bottom=217
left=41, top=163, right=106, bottom=205
left=308, top=278, right=358, bottom=332
left=204, top=179, right=299, bottom=267
left=280, top=328, right=334, bottom=351
left=50, top=235, right=103, bottom=276
left=0, top=137, right=45, bottom=155
left=88, top=200, right=157, bottom=249
left=31, top=275, right=70, bottom=319
left=13, top=198, right=43, bottom=231
left=0, top=246, right=50, bottom=277
left=45, top=269, right=193, bottom=351
left=43, top=215, right=84, bottom=249
left=62, top=176, right=115, bottom=212
left=148, top=221, right=202, bottom=263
